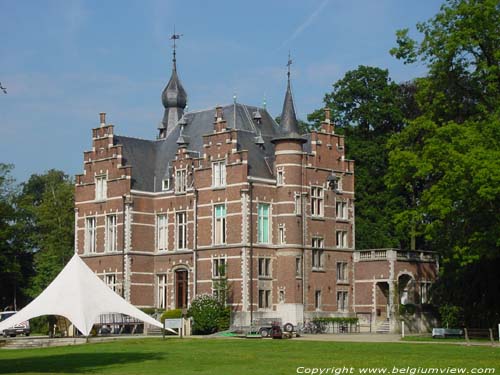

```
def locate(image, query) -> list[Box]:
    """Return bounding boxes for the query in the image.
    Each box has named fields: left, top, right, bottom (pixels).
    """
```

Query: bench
left=432, top=328, right=463, bottom=338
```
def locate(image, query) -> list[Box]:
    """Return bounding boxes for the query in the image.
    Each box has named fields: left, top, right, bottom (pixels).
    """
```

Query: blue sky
left=0, top=0, right=441, bottom=182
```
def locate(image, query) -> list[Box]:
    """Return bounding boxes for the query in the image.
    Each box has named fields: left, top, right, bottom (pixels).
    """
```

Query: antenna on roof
left=287, top=51, right=293, bottom=82
left=170, top=25, right=183, bottom=70
left=233, top=91, right=237, bottom=128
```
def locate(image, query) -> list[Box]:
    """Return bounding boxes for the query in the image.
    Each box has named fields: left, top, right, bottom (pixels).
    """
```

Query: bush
left=187, top=294, right=229, bottom=334
left=439, top=304, right=463, bottom=328
left=160, top=309, right=183, bottom=322
left=140, top=308, right=158, bottom=315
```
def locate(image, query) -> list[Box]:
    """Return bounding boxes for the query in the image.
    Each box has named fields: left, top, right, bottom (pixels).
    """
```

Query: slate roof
left=115, top=103, right=300, bottom=192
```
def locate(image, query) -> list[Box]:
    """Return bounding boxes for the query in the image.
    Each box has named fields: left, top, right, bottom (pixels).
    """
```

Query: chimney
left=324, top=107, right=331, bottom=123
left=321, top=107, right=334, bottom=134
left=100, top=112, right=106, bottom=127
left=214, top=106, right=226, bottom=132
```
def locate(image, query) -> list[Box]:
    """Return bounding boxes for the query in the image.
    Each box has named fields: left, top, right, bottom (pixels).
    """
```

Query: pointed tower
left=272, top=55, right=306, bottom=144
left=159, top=32, right=188, bottom=139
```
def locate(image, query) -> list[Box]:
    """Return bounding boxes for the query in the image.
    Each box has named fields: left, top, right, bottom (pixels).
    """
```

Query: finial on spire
left=170, top=26, right=183, bottom=71
left=287, top=51, right=292, bottom=81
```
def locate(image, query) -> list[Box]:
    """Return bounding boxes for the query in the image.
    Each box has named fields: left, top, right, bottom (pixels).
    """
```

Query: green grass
left=402, top=335, right=493, bottom=343
left=0, top=338, right=498, bottom=375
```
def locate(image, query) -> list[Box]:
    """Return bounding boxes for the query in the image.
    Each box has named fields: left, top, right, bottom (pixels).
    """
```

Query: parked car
left=0, top=311, right=31, bottom=337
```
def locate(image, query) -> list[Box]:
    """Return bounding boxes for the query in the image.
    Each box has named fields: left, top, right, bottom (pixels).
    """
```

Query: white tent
left=0, top=254, right=165, bottom=336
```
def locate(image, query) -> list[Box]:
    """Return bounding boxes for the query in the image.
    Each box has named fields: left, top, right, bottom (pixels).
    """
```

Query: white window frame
left=157, top=274, right=167, bottom=309
left=95, top=175, right=107, bottom=201
left=258, top=289, right=271, bottom=309
left=85, top=217, right=96, bottom=254
left=337, top=291, right=349, bottom=312
left=336, top=262, right=348, bottom=282
left=258, top=257, right=271, bottom=278
left=420, top=281, right=432, bottom=304
left=294, top=193, right=302, bottom=215
left=213, top=204, right=226, bottom=245
left=175, top=169, right=187, bottom=194
left=157, top=214, right=168, bottom=251
left=336, top=230, right=348, bottom=248
left=257, top=203, right=271, bottom=243
left=212, top=161, right=226, bottom=188
left=105, top=274, right=117, bottom=292
left=162, top=178, right=170, bottom=191
left=336, top=200, right=348, bottom=220
left=105, top=214, right=118, bottom=252
left=311, top=186, right=324, bottom=217
left=295, top=257, right=302, bottom=278
left=277, top=168, right=284, bottom=186
left=212, top=257, right=227, bottom=278
left=314, top=290, right=322, bottom=310
left=278, top=224, right=285, bottom=244
left=176, top=212, right=187, bottom=250
left=312, top=238, right=324, bottom=270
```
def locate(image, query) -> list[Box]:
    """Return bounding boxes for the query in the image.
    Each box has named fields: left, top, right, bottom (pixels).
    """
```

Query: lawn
left=0, top=338, right=498, bottom=375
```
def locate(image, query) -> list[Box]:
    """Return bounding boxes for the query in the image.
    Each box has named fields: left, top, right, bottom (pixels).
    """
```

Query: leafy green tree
left=390, top=0, right=500, bottom=122
left=17, top=170, right=74, bottom=297
left=308, top=66, right=416, bottom=248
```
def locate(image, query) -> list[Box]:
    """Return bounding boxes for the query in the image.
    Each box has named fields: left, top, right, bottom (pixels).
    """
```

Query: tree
left=308, top=66, right=416, bottom=248
left=17, top=170, right=74, bottom=297
left=390, top=0, right=500, bottom=123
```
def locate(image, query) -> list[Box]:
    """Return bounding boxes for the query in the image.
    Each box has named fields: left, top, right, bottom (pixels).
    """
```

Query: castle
left=75, top=45, right=438, bottom=331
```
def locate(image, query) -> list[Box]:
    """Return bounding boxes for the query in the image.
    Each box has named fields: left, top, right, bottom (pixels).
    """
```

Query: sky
left=0, top=0, right=442, bottom=183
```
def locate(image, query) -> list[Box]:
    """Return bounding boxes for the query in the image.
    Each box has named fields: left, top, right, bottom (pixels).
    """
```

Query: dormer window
left=212, top=161, right=226, bottom=188
left=95, top=175, right=107, bottom=201
left=162, top=178, right=170, bottom=191
left=175, top=169, right=187, bottom=194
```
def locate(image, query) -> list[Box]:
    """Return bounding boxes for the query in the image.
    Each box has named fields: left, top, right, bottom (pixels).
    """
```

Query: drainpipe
left=193, top=189, right=198, bottom=296
left=249, top=181, right=254, bottom=329
left=301, top=152, right=307, bottom=317
left=121, top=195, right=126, bottom=298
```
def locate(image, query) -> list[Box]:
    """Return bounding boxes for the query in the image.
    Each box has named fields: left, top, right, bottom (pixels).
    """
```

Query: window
left=334, top=177, right=343, bottom=192
left=294, top=193, right=302, bottom=215
left=214, top=205, right=226, bottom=245
left=337, top=291, right=348, bottom=311
left=175, top=169, right=187, bottom=193
left=157, top=214, right=168, bottom=251
left=277, top=169, right=284, bottom=185
left=85, top=217, right=96, bottom=253
left=336, top=200, right=348, bottom=220
left=162, top=178, right=170, bottom=191
left=314, top=290, right=322, bottom=310
left=420, top=282, right=432, bottom=304
left=279, top=290, right=285, bottom=303
left=157, top=274, right=167, bottom=309
left=212, top=258, right=226, bottom=278
left=295, top=257, right=302, bottom=277
left=212, top=161, right=226, bottom=187
left=311, top=187, right=324, bottom=217
left=258, top=258, right=271, bottom=278
left=176, top=212, right=187, bottom=250
left=336, top=231, right=348, bottom=248
left=105, top=274, right=117, bottom=292
left=105, top=215, right=117, bottom=252
left=278, top=225, right=285, bottom=244
left=312, top=238, right=324, bottom=269
left=95, top=175, right=107, bottom=201
left=257, top=203, right=270, bottom=243
left=258, top=289, right=271, bottom=309
left=336, top=262, right=348, bottom=282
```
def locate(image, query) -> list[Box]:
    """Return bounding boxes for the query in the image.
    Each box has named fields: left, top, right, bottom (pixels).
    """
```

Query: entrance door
left=175, top=269, right=188, bottom=309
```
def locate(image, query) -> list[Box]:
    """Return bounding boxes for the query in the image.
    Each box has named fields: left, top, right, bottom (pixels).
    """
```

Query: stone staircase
left=375, top=319, right=391, bottom=334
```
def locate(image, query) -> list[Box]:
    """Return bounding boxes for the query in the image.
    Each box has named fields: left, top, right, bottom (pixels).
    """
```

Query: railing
left=355, top=249, right=437, bottom=262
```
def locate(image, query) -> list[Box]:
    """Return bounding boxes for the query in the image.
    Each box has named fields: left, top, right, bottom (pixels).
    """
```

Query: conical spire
left=159, top=30, right=188, bottom=139
left=272, top=54, right=306, bottom=144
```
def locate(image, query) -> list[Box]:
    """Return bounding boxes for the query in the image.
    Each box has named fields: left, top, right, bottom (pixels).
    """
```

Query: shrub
left=187, top=294, right=229, bottom=334
left=140, top=307, right=158, bottom=315
left=399, top=303, right=416, bottom=316
left=160, top=309, right=183, bottom=322
left=439, top=304, right=463, bottom=328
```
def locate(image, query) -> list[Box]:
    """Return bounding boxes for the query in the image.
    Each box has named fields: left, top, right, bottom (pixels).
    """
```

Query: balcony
left=354, top=248, right=437, bottom=263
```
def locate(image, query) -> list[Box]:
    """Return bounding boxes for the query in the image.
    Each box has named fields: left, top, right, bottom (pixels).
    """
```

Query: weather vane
left=170, top=26, right=183, bottom=66
left=0, top=82, right=6, bottom=94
